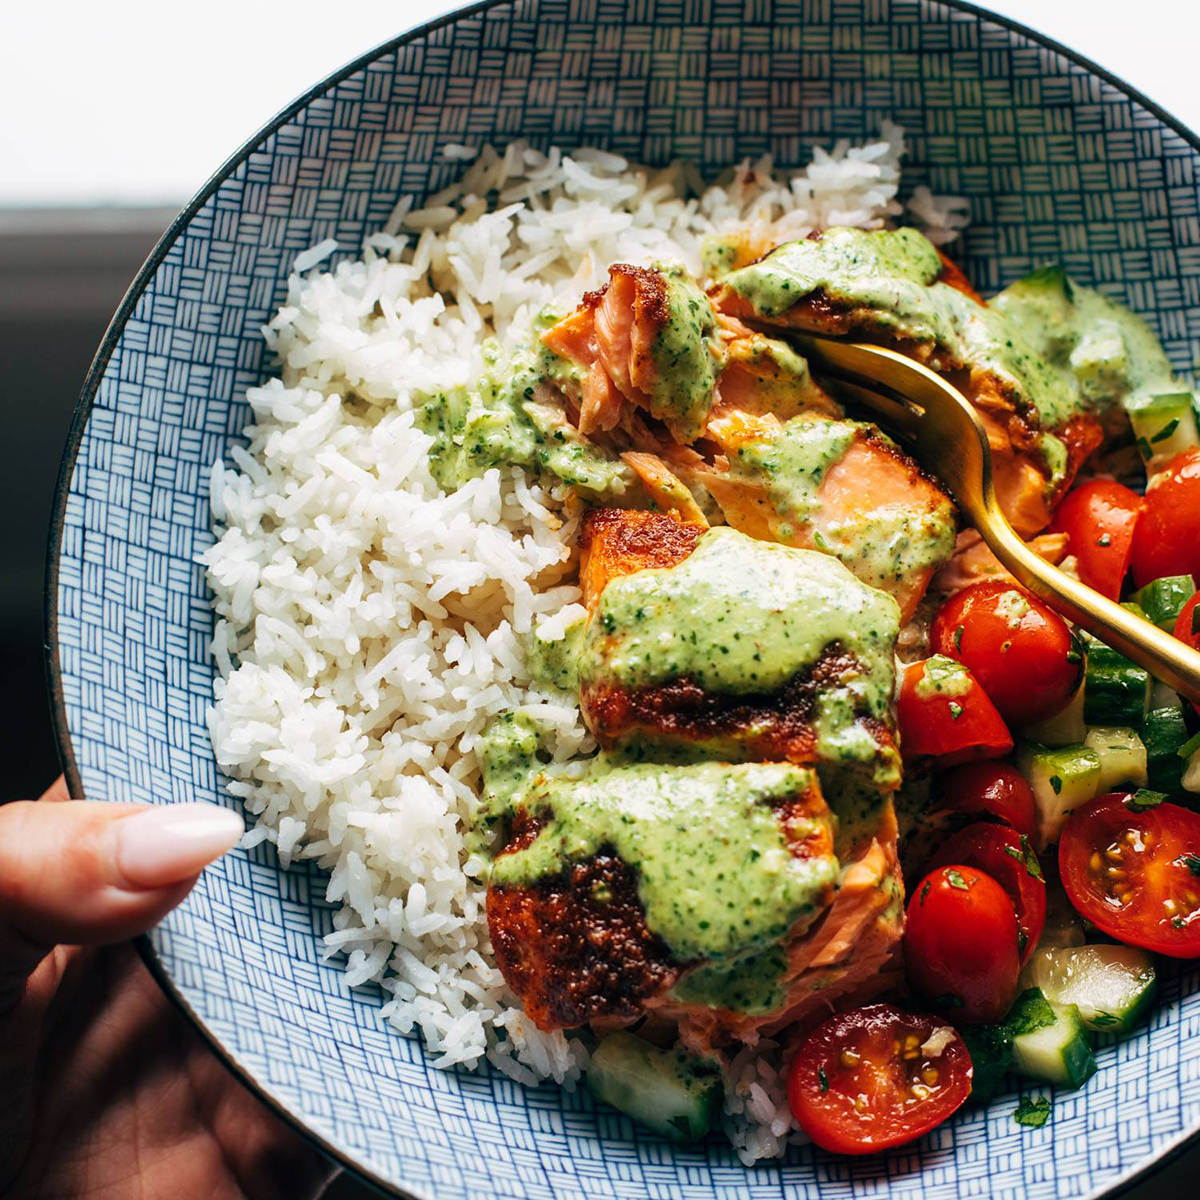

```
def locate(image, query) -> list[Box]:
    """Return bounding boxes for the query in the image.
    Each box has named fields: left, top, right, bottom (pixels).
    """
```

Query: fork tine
left=825, top=379, right=923, bottom=440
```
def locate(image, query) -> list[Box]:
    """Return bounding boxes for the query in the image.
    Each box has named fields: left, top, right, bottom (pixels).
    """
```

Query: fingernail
left=113, top=803, right=244, bottom=889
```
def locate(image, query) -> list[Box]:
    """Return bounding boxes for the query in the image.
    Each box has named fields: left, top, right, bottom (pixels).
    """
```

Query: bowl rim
left=42, top=2, right=1200, bottom=1197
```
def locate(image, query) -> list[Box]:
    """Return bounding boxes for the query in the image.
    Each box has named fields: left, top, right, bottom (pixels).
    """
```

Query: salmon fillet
left=711, top=234, right=1103, bottom=535
left=577, top=509, right=902, bottom=784
left=696, top=410, right=956, bottom=623
left=655, top=801, right=905, bottom=1052
left=486, top=765, right=835, bottom=1031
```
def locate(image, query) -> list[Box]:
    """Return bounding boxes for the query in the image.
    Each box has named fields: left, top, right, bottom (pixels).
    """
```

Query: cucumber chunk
left=1009, top=991, right=1097, bottom=1089
left=1022, top=683, right=1086, bottom=747
left=1083, top=726, right=1147, bottom=792
left=1022, top=944, right=1157, bottom=1035
left=1128, top=391, right=1200, bottom=472
left=1083, top=635, right=1151, bottom=727
left=588, top=1033, right=723, bottom=1142
left=1020, top=742, right=1101, bottom=846
left=1142, top=706, right=1190, bottom=793
left=1131, top=574, right=1196, bottom=631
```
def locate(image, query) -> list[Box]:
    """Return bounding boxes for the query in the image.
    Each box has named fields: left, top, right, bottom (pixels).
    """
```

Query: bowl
left=47, top=1, right=1200, bottom=1196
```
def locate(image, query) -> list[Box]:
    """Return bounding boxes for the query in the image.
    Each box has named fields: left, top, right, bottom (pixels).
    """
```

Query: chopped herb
left=920, top=879, right=931, bottom=906
left=1126, top=789, right=1167, bottom=811
left=949, top=701, right=964, bottom=720
left=1001, top=640, right=1012, bottom=653
left=1173, top=916, right=1187, bottom=929
left=1137, top=435, right=1154, bottom=460
left=818, top=1066, right=829, bottom=1093
left=953, top=625, right=963, bottom=652
left=1097, top=533, right=1112, bottom=547
left=946, top=869, right=970, bottom=891
left=934, top=993, right=965, bottom=1008
left=1194, top=604, right=1200, bottom=636
left=1014, top=1095, right=1052, bottom=1128
left=1049, top=775, right=1063, bottom=796
left=1003, top=845, right=1023, bottom=863
left=1017, top=928, right=1028, bottom=955
left=1151, top=418, right=1180, bottom=443
left=1019, top=834, right=1044, bottom=880
left=1175, top=853, right=1200, bottom=877
left=1090, top=1011, right=1119, bottom=1028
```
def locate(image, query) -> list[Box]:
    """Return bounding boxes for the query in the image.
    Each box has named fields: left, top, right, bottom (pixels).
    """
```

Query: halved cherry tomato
left=897, top=656, right=1013, bottom=768
left=1131, top=448, right=1200, bottom=588
left=786, top=1003, right=972, bottom=1154
left=1173, top=594, right=1200, bottom=716
left=904, top=864, right=1021, bottom=1022
left=1047, top=480, right=1143, bottom=600
left=1059, top=792, right=1200, bottom=958
left=934, top=761, right=1036, bottom=839
left=931, top=580, right=1082, bottom=725
left=929, top=823, right=1047, bottom=965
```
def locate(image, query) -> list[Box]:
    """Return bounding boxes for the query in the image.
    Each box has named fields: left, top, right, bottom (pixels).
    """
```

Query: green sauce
left=485, top=756, right=837, bottom=964
left=991, top=265, right=1194, bottom=415
left=525, top=610, right=587, bottom=696
left=669, top=942, right=789, bottom=1014
left=579, top=526, right=901, bottom=784
left=644, top=264, right=721, bottom=444
left=417, top=339, right=642, bottom=500
left=913, top=654, right=974, bottom=700
left=724, top=414, right=956, bottom=593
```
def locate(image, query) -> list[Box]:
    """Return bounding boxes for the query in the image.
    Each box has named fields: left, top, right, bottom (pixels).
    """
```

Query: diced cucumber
left=1142, top=706, right=1191, bottom=793
left=587, top=1033, right=723, bottom=1142
left=1127, top=391, right=1200, bottom=472
left=1022, top=944, right=1157, bottom=1035
left=1083, top=726, right=1147, bottom=791
left=1009, top=992, right=1097, bottom=1089
left=1022, top=683, right=1086, bottom=747
left=1131, top=574, right=1196, bottom=632
left=1083, top=635, right=1151, bottom=727
left=1019, top=742, right=1102, bottom=846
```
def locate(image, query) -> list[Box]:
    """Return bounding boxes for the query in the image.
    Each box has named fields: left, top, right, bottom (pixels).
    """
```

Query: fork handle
left=979, top=516, right=1200, bottom=706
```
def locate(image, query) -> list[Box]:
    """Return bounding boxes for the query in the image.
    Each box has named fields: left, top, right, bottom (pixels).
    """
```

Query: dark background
left=5, top=220, right=1195, bottom=1200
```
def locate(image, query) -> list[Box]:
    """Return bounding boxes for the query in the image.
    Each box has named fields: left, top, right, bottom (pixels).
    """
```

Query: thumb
left=0, top=799, right=242, bottom=1001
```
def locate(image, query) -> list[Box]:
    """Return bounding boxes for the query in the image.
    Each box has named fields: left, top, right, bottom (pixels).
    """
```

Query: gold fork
left=777, top=332, right=1200, bottom=706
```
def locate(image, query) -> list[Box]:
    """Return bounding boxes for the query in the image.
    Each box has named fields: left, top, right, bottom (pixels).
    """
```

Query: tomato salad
left=785, top=448, right=1200, bottom=1155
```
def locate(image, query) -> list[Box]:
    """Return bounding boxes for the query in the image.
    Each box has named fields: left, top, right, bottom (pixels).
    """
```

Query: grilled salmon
left=711, top=227, right=1105, bottom=535
left=693, top=410, right=956, bottom=623
left=576, top=511, right=903, bottom=789
left=485, top=759, right=837, bottom=1030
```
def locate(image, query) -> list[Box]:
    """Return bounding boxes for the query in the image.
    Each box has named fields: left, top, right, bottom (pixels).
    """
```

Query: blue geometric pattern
left=47, top=1, right=1200, bottom=1197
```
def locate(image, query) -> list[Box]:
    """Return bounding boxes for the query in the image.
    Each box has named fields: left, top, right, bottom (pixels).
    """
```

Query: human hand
left=1, top=778, right=337, bottom=1200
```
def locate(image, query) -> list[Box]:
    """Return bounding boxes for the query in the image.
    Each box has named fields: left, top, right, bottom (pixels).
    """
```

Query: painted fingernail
left=113, top=803, right=243, bottom=889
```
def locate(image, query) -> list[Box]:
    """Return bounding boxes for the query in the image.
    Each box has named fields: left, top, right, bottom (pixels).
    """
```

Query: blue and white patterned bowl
left=47, top=2, right=1200, bottom=1197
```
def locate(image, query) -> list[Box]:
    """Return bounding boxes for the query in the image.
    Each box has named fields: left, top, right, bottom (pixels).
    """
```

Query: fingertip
left=112, top=803, right=244, bottom=890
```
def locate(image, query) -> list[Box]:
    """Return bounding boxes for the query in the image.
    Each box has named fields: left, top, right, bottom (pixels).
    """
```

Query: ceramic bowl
left=47, top=1, right=1200, bottom=1196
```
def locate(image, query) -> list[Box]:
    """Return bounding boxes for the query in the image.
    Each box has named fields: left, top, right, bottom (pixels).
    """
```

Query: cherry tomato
left=897, top=657, right=1013, bottom=768
left=931, top=580, right=1082, bottom=725
left=934, top=761, right=1036, bottom=838
left=1047, top=480, right=1143, bottom=601
left=786, top=1003, right=972, bottom=1154
left=929, top=822, right=1047, bottom=965
left=1131, top=449, right=1200, bottom=588
left=1173, top=594, right=1200, bottom=717
left=1059, top=792, right=1200, bottom=958
left=904, top=864, right=1022, bottom=1022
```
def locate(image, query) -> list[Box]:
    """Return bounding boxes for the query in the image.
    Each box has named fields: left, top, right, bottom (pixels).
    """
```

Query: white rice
left=203, top=128, right=965, bottom=1161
